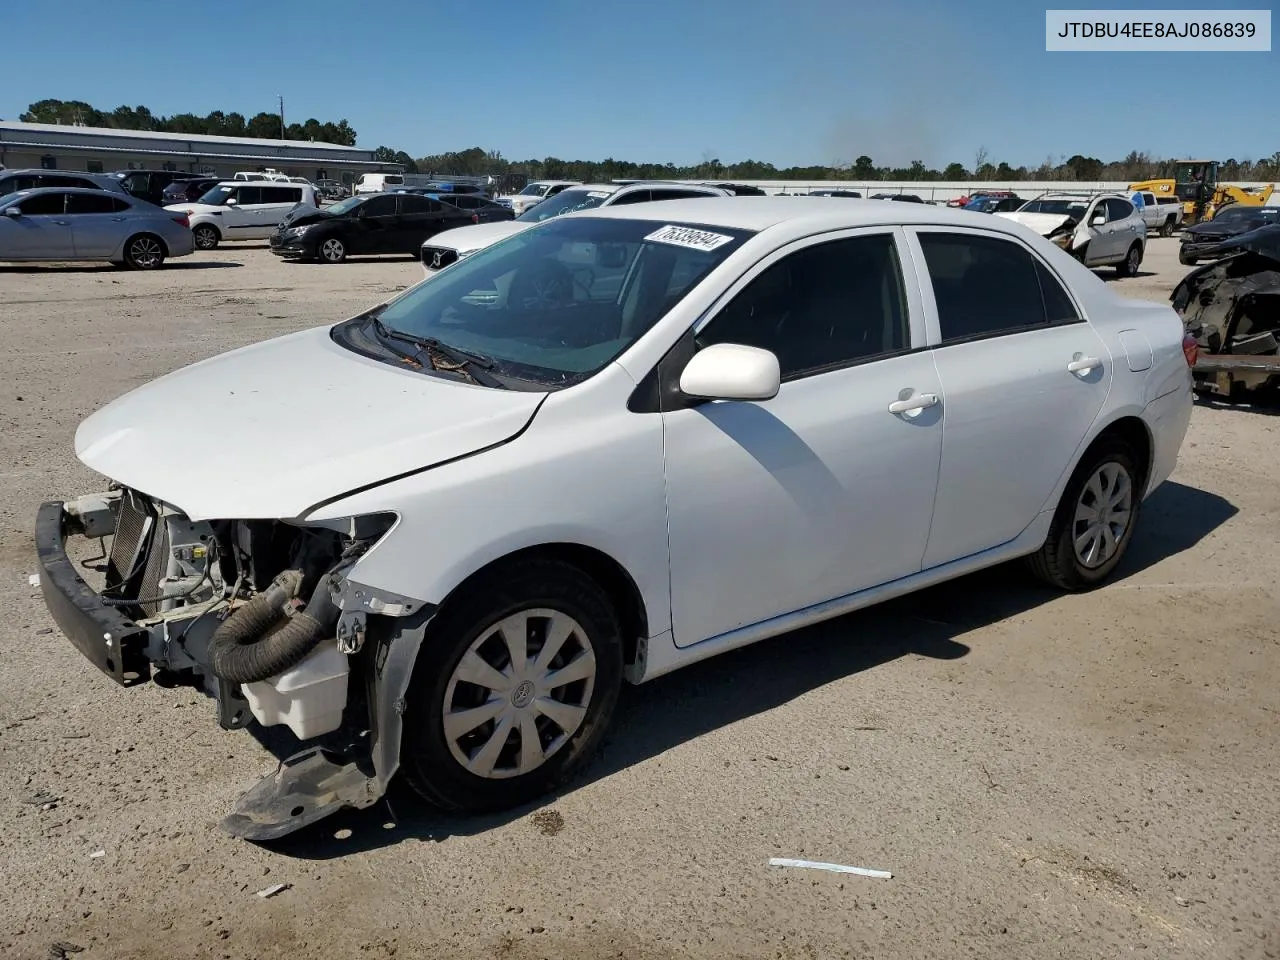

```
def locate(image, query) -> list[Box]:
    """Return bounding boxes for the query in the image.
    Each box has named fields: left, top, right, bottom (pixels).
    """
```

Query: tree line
left=18, top=99, right=357, bottom=147
left=14, top=101, right=1278, bottom=182
left=383, top=145, right=1280, bottom=184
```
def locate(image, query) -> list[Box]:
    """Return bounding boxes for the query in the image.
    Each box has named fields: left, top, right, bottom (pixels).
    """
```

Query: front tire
left=400, top=558, right=624, bottom=813
left=1027, top=437, right=1143, bottom=591
left=192, top=224, right=220, bottom=250
left=123, top=234, right=166, bottom=270
left=317, top=236, right=347, bottom=263
left=1179, top=248, right=1197, bottom=266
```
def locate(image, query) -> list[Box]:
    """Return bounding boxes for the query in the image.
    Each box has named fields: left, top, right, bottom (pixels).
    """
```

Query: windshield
left=197, top=185, right=235, bottom=205
left=518, top=183, right=549, bottom=197
left=358, top=217, right=752, bottom=387
left=324, top=195, right=365, bottom=216
left=1018, top=198, right=1088, bottom=219
left=516, top=188, right=614, bottom=223
left=965, top=197, right=1000, bottom=212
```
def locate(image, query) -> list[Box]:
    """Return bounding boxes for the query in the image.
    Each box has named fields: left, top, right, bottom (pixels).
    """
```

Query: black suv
left=111, top=170, right=204, bottom=206
left=161, top=177, right=224, bottom=206
left=269, top=191, right=477, bottom=263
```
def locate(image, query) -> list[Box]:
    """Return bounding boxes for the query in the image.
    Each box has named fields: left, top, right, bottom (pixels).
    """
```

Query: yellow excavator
left=1130, top=160, right=1275, bottom=227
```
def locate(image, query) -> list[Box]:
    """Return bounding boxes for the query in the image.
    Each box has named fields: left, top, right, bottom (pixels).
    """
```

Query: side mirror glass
left=225, top=197, right=238, bottom=206
left=679, top=343, right=781, bottom=402
left=3, top=207, right=20, bottom=218
left=1090, top=212, right=1106, bottom=226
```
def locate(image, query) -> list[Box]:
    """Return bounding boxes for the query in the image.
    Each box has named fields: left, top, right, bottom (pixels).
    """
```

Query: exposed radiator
left=103, top=489, right=169, bottom=615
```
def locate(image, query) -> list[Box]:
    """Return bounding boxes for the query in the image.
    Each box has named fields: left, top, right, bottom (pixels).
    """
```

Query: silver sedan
left=0, top=187, right=195, bottom=269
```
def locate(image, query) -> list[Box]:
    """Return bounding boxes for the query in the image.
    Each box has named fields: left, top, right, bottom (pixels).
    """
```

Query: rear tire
left=1026, top=436, right=1143, bottom=591
left=400, top=558, right=624, bottom=813
left=1159, top=216, right=1174, bottom=238
left=1115, top=242, right=1141, bottom=277
left=123, top=234, right=166, bottom=270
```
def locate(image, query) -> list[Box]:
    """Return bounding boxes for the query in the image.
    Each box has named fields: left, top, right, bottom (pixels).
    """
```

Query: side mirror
left=225, top=197, right=238, bottom=206
left=1090, top=212, right=1106, bottom=226
left=679, top=343, right=781, bottom=402
left=3, top=207, right=20, bottom=218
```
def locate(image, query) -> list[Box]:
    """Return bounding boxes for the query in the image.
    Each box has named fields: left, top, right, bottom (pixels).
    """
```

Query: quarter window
left=696, top=233, right=909, bottom=378
left=918, top=232, right=1080, bottom=343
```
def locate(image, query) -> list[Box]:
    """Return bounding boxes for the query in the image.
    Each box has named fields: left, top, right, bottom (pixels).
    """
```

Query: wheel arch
left=193, top=220, right=222, bottom=241
left=430, top=541, right=649, bottom=672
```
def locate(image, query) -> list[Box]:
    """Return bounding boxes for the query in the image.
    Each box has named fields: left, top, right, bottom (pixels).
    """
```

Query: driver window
left=695, top=233, right=909, bottom=380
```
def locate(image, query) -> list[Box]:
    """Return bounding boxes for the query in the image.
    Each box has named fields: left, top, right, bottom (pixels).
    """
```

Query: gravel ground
left=1, top=237, right=1277, bottom=960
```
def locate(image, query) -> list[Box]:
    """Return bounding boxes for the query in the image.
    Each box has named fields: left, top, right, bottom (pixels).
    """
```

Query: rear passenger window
left=919, top=232, right=1080, bottom=342
left=261, top=187, right=301, bottom=204
left=236, top=187, right=263, bottom=205
left=1106, top=198, right=1134, bottom=221
left=697, top=233, right=908, bottom=378
left=67, top=193, right=128, bottom=214
left=611, top=190, right=652, bottom=205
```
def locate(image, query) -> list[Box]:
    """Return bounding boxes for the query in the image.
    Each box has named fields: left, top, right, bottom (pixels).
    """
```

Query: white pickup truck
left=1133, top=190, right=1183, bottom=237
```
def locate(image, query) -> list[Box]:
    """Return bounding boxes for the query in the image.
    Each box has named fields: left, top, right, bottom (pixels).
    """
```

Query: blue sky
left=2, top=0, right=1275, bottom=168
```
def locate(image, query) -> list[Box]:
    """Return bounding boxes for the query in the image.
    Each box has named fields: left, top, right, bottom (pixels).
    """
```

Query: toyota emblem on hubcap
left=511, top=680, right=535, bottom=708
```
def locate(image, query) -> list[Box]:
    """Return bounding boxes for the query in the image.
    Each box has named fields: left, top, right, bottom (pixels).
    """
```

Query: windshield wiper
left=368, top=316, right=504, bottom=387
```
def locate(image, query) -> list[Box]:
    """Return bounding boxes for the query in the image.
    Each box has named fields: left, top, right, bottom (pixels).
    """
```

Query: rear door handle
left=1067, top=356, right=1102, bottom=374
left=52, top=219, right=69, bottom=225
left=888, top=393, right=939, bottom=414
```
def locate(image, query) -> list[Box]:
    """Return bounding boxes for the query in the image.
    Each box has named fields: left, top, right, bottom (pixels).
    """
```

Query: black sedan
left=269, top=192, right=476, bottom=263
left=1180, top=204, right=1280, bottom=265
left=434, top=193, right=516, bottom=223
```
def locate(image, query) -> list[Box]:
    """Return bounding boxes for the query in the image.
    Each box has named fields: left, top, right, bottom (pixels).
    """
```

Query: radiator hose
left=208, top=569, right=341, bottom=684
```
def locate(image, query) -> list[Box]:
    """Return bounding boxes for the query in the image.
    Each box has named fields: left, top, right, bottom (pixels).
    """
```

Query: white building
left=0, top=121, right=401, bottom=184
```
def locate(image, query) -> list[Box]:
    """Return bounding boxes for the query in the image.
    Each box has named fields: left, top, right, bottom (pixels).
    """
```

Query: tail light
left=172, top=213, right=190, bottom=229
left=1182, top=332, right=1200, bottom=367
left=471, top=213, right=480, bottom=224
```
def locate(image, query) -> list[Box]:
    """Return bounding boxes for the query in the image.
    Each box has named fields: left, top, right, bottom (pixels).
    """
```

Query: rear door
left=66, top=192, right=133, bottom=257
left=256, top=186, right=305, bottom=233
left=908, top=227, right=1113, bottom=568
left=0, top=191, right=76, bottom=258
left=1107, top=197, right=1143, bottom=251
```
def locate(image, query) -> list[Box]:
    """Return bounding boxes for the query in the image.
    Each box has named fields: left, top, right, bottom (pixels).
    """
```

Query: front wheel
left=400, top=558, right=624, bottom=813
left=1026, top=438, right=1143, bottom=591
left=192, top=224, right=220, bottom=250
left=317, top=236, right=347, bottom=263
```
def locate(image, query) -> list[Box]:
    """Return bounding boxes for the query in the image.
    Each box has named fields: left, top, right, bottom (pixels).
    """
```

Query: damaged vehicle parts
left=1173, top=223, right=1280, bottom=399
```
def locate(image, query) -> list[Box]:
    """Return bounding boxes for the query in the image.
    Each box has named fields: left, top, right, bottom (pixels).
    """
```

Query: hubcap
left=1072, top=461, right=1133, bottom=569
left=195, top=228, right=216, bottom=249
left=322, top=239, right=343, bottom=261
left=1128, top=249, right=1139, bottom=271
left=131, top=238, right=161, bottom=267
left=442, top=608, right=596, bottom=780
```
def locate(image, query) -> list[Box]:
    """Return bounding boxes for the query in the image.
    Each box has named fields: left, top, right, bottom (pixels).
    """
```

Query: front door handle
left=51, top=219, right=69, bottom=226
left=1067, top=356, right=1102, bottom=374
left=888, top=393, right=939, bottom=415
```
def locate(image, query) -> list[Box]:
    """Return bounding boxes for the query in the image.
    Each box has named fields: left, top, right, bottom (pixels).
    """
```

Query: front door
left=662, top=229, right=943, bottom=647
left=909, top=227, right=1114, bottom=569
left=221, top=186, right=261, bottom=238
left=353, top=194, right=405, bottom=253
left=0, top=191, right=75, bottom=258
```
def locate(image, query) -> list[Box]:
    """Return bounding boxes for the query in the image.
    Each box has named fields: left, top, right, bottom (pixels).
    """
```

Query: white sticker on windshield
left=644, top=225, right=735, bottom=252
left=587, top=191, right=611, bottom=199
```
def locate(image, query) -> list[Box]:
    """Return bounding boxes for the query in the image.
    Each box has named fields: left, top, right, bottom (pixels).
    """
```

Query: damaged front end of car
left=35, top=486, right=431, bottom=841
left=1172, top=224, right=1280, bottom=399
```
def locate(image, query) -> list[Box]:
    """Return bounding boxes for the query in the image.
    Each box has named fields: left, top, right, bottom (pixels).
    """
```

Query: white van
left=167, top=181, right=317, bottom=250
left=354, top=173, right=405, bottom=195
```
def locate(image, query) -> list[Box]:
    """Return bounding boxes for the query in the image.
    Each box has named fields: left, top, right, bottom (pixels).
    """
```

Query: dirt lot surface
left=1, top=237, right=1277, bottom=960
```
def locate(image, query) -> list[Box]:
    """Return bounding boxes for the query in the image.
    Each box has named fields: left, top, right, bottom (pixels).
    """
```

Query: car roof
left=570, top=195, right=1063, bottom=237
left=2, top=186, right=133, bottom=197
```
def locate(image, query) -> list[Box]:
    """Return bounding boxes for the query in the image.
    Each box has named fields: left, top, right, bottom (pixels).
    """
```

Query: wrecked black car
left=1173, top=224, right=1280, bottom=398
left=1178, top=205, right=1280, bottom=266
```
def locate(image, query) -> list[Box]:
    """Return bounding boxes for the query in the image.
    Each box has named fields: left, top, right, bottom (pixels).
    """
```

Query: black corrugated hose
left=208, top=569, right=341, bottom=684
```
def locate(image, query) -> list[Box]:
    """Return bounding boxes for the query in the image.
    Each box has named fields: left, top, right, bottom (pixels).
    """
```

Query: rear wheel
left=400, top=558, right=624, bottom=813
left=192, top=224, right=220, bottom=250
left=1159, top=216, right=1175, bottom=238
left=1115, top=242, right=1141, bottom=277
left=123, top=234, right=166, bottom=270
left=1026, top=437, right=1143, bottom=591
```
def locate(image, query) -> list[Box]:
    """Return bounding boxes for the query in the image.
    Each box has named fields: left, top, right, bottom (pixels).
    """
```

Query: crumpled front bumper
left=34, top=500, right=152, bottom=687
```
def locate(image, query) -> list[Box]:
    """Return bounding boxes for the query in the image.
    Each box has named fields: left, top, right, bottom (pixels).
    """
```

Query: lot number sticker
left=644, top=225, right=735, bottom=252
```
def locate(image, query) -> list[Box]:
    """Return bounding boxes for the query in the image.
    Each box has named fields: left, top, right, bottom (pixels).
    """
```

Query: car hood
left=995, top=211, right=1075, bottom=236
left=1202, top=223, right=1280, bottom=261
left=422, top=220, right=532, bottom=255
left=1185, top=219, right=1255, bottom=238
left=73, top=325, right=547, bottom=521
left=276, top=204, right=328, bottom=228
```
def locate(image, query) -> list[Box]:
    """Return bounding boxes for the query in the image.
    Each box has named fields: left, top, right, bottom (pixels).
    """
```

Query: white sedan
left=35, top=198, right=1194, bottom=837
